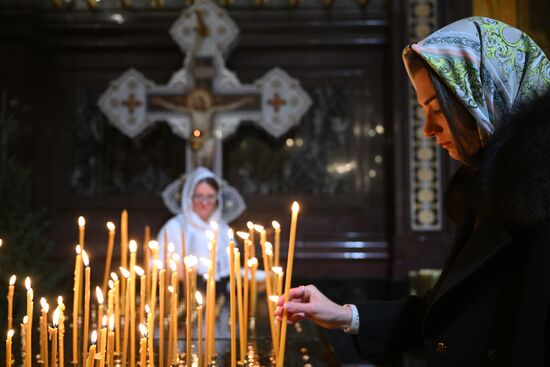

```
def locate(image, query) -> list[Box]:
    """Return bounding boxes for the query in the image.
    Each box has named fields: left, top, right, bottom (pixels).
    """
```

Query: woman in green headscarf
left=276, top=17, right=550, bottom=366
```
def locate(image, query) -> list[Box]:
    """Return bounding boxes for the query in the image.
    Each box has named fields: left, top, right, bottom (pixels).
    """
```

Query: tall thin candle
left=85, top=331, right=97, bottom=367
left=196, top=291, right=204, bottom=367
left=6, top=329, right=14, bottom=367
left=82, top=250, right=91, bottom=366
left=111, top=272, right=121, bottom=354
left=51, top=308, right=60, bottom=367
left=78, top=216, right=86, bottom=249
left=139, top=324, right=147, bottom=367
left=129, top=240, right=138, bottom=367
left=39, top=298, right=49, bottom=367
left=272, top=221, right=281, bottom=267
left=158, top=267, right=166, bottom=367
left=120, top=267, right=131, bottom=367
left=96, top=287, right=105, bottom=332
left=25, top=278, right=33, bottom=367
left=277, top=202, right=300, bottom=367
left=228, top=236, right=236, bottom=367
left=57, top=297, right=66, bottom=367
left=99, top=316, right=107, bottom=367
left=72, top=245, right=82, bottom=365
left=102, top=222, right=116, bottom=296
left=7, top=275, right=15, bottom=331
left=234, top=250, right=245, bottom=362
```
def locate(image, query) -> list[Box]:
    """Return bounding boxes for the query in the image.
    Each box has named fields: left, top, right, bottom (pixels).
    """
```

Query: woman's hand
left=275, top=284, right=352, bottom=330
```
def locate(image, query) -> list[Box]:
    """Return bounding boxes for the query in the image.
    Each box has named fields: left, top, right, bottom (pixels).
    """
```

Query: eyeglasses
left=192, top=194, right=216, bottom=203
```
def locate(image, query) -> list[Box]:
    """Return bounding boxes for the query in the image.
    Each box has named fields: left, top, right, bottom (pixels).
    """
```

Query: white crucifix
left=98, top=0, right=311, bottom=221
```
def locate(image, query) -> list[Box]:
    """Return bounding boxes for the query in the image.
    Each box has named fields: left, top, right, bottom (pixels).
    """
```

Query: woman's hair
left=196, top=177, right=219, bottom=192
left=406, top=51, right=479, bottom=163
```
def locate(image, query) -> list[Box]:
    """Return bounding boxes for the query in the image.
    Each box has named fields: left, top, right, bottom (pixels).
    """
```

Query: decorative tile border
left=407, top=0, right=442, bottom=231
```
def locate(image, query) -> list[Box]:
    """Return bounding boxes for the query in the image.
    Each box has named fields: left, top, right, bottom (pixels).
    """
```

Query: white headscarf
left=158, top=167, right=231, bottom=279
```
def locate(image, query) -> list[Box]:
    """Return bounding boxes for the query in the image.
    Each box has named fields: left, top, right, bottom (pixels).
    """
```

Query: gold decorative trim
left=408, top=0, right=442, bottom=231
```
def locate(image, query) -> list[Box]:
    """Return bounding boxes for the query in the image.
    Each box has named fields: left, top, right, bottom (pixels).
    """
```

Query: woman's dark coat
left=354, top=91, right=550, bottom=366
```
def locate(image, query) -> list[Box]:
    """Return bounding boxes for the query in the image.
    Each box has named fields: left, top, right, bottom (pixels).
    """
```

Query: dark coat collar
left=429, top=89, right=550, bottom=309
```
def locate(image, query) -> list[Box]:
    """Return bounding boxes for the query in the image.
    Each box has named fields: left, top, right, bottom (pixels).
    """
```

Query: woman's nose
left=423, top=115, right=440, bottom=137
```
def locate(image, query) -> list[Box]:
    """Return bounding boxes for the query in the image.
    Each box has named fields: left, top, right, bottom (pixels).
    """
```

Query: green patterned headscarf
left=403, top=17, right=550, bottom=144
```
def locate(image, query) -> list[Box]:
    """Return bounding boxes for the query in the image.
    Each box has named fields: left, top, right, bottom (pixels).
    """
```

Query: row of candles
left=3, top=201, right=300, bottom=367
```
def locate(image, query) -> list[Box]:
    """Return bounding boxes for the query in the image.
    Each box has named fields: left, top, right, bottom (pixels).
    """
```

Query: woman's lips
left=439, top=141, right=451, bottom=148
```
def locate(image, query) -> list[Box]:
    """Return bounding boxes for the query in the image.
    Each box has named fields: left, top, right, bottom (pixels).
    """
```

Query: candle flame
left=7, top=329, right=14, bottom=338
left=247, top=221, right=254, bottom=230
left=228, top=228, right=234, bottom=239
left=153, top=259, right=164, bottom=270
left=76, top=245, right=81, bottom=254
left=139, top=323, right=148, bottom=337
left=23, top=316, right=28, bottom=324
left=195, top=291, right=203, bottom=305
left=129, top=240, right=137, bottom=253
left=145, top=305, right=151, bottom=314
left=265, top=247, right=273, bottom=257
left=203, top=273, right=209, bottom=281
left=236, top=231, right=249, bottom=240
left=119, top=267, right=130, bottom=279
left=0, top=238, right=2, bottom=247
left=106, top=222, right=115, bottom=231
left=9, top=274, right=16, bottom=285
left=184, top=255, right=198, bottom=268
left=134, top=265, right=145, bottom=277
left=57, top=296, right=64, bottom=306
left=265, top=241, right=273, bottom=251
left=110, top=272, right=119, bottom=282
left=272, top=221, right=280, bottom=230
left=108, top=280, right=114, bottom=289
left=167, top=242, right=175, bottom=253
left=171, top=253, right=180, bottom=263
left=271, top=266, right=283, bottom=275
left=109, top=315, right=115, bottom=331
left=205, top=230, right=214, bottom=241
left=291, top=201, right=300, bottom=212
left=253, top=224, right=264, bottom=233
left=91, top=330, right=97, bottom=344
left=40, top=297, right=49, bottom=312
left=78, top=216, right=86, bottom=228
left=268, top=295, right=279, bottom=303
left=210, top=221, right=218, bottom=231
left=53, top=308, right=60, bottom=327
left=226, top=247, right=231, bottom=256
left=167, top=285, right=174, bottom=294
left=247, top=258, right=258, bottom=267
left=96, top=287, right=104, bottom=304
left=25, top=277, right=31, bottom=290
left=102, top=315, right=108, bottom=328
left=169, top=260, right=177, bottom=272
left=82, top=250, right=89, bottom=266
left=148, top=240, right=159, bottom=250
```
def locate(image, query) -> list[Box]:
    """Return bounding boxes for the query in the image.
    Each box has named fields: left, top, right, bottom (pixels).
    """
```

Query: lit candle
left=85, top=331, right=97, bottom=367
left=134, top=265, right=146, bottom=328
left=99, top=316, right=107, bottom=367
left=149, top=244, right=160, bottom=308
left=167, top=286, right=176, bottom=365
left=78, top=216, right=86, bottom=249
left=107, top=316, right=115, bottom=367
left=40, top=297, right=49, bottom=367
left=25, top=277, right=33, bottom=367
left=145, top=306, right=154, bottom=367
left=158, top=266, right=166, bottom=367
left=21, top=317, right=27, bottom=365
left=272, top=221, right=281, bottom=267
left=228, top=234, right=237, bottom=367
left=248, top=258, right=259, bottom=320
left=196, top=291, right=204, bottom=367
left=129, top=240, right=138, bottom=367
left=57, top=297, right=66, bottom=367
left=277, top=201, right=300, bottom=367
left=102, top=222, right=116, bottom=296
left=72, top=245, right=82, bottom=365
left=139, top=324, right=147, bottom=367
left=236, top=231, right=250, bottom=352
left=265, top=242, right=274, bottom=291
left=184, top=256, right=197, bottom=367
left=50, top=308, right=60, bottom=367
left=119, top=267, right=131, bottom=367
left=96, top=287, right=105, bottom=332
left=6, top=329, right=14, bottom=367
left=82, top=250, right=91, bottom=366
left=247, top=221, right=255, bottom=258
left=271, top=267, right=284, bottom=298
left=7, top=275, right=15, bottom=331
left=110, top=272, right=121, bottom=354
left=234, top=249, right=245, bottom=363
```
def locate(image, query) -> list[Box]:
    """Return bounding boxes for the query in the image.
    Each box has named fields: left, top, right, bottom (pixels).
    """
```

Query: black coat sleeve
left=351, top=295, right=425, bottom=359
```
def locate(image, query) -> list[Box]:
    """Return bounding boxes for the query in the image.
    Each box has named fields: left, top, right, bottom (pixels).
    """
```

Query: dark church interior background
left=0, top=0, right=548, bottom=365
